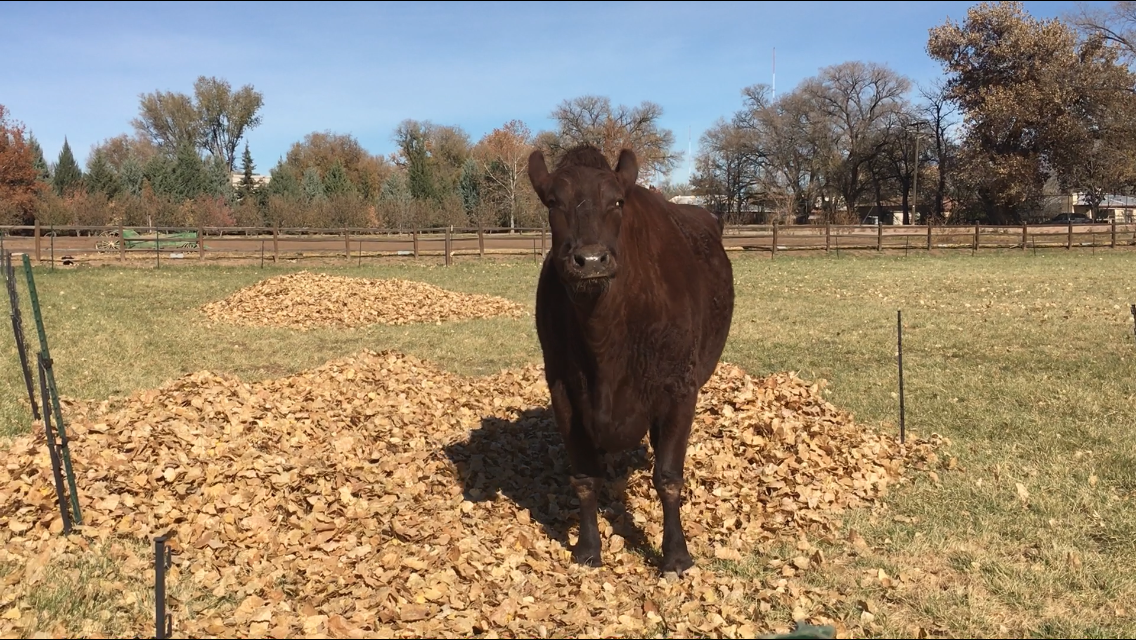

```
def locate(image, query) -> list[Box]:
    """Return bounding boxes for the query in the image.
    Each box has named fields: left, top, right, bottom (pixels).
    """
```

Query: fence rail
left=1, top=221, right=1134, bottom=265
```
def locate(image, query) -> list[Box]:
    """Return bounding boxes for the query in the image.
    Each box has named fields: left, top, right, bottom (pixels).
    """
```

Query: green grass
left=2, top=248, right=1136, bottom=637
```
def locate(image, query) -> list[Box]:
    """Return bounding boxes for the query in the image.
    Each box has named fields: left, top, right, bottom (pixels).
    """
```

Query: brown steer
left=529, top=144, right=735, bottom=575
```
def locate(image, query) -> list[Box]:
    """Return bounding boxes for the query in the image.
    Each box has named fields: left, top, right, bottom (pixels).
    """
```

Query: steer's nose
left=571, top=244, right=615, bottom=278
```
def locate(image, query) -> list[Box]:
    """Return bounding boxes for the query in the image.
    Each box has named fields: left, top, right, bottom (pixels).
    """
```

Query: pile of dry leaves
left=200, top=271, right=528, bottom=330
left=0, top=352, right=941, bottom=638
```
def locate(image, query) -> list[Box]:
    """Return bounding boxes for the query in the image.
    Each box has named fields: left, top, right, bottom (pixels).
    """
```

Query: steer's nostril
left=599, top=253, right=609, bottom=264
left=574, top=254, right=586, bottom=268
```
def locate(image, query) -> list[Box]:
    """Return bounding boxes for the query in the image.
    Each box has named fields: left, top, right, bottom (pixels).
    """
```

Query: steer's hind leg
left=566, top=426, right=604, bottom=567
left=651, top=394, right=697, bottom=575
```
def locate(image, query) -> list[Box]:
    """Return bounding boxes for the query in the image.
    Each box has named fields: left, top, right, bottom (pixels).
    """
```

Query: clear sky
left=0, top=0, right=1108, bottom=181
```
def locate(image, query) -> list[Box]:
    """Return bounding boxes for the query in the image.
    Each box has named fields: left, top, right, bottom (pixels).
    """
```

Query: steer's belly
left=578, top=384, right=661, bottom=453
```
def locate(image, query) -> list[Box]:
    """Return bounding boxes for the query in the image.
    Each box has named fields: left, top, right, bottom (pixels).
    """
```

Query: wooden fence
left=1, top=220, right=1134, bottom=266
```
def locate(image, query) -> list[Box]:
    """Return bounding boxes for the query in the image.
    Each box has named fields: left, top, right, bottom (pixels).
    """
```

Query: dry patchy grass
left=0, top=249, right=1134, bottom=637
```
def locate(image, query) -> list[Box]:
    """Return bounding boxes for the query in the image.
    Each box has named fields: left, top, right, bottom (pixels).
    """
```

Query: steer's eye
left=615, top=199, right=624, bottom=208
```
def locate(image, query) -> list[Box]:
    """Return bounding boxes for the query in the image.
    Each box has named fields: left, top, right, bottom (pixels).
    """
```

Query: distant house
left=668, top=195, right=707, bottom=206
left=669, top=195, right=774, bottom=224
left=1064, top=192, right=1136, bottom=223
left=229, top=173, right=272, bottom=189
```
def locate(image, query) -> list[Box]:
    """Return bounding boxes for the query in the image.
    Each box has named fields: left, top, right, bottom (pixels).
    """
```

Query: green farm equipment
left=95, top=229, right=200, bottom=253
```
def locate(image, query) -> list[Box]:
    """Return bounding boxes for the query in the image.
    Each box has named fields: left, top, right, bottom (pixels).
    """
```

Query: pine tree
left=144, top=154, right=175, bottom=198
left=266, top=162, right=301, bottom=200
left=459, top=157, right=481, bottom=214
left=323, top=160, right=356, bottom=197
left=206, top=155, right=235, bottom=202
left=168, top=143, right=208, bottom=201
left=52, top=137, right=83, bottom=196
left=27, top=135, right=51, bottom=183
left=404, top=129, right=435, bottom=201
left=86, top=150, right=120, bottom=199
left=301, top=166, right=326, bottom=203
left=119, top=156, right=145, bottom=198
left=238, top=142, right=257, bottom=201
left=379, top=171, right=411, bottom=204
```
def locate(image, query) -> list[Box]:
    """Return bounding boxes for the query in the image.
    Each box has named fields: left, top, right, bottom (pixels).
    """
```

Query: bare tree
left=1069, top=1, right=1136, bottom=63
left=802, top=61, right=910, bottom=219
left=133, top=76, right=263, bottom=172
left=194, top=76, right=264, bottom=172
left=756, top=88, right=838, bottom=222
left=544, top=95, right=682, bottom=179
left=918, top=79, right=960, bottom=223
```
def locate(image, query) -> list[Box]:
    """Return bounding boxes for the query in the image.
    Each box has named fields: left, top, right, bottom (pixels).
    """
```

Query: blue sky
left=0, top=0, right=1108, bottom=182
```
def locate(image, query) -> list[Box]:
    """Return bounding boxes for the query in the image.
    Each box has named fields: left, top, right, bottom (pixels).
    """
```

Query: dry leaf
left=0, top=349, right=943, bottom=639
left=200, top=271, right=527, bottom=330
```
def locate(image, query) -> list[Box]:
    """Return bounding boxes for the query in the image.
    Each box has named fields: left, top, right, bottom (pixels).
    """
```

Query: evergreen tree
left=379, top=171, right=412, bottom=204
left=403, top=128, right=436, bottom=201
left=459, top=157, right=481, bottom=214
left=119, top=156, right=145, bottom=198
left=301, top=166, right=326, bottom=202
left=144, top=154, right=175, bottom=198
left=323, top=160, right=355, bottom=196
left=266, top=162, right=301, bottom=200
left=86, top=150, right=120, bottom=199
left=52, top=137, right=83, bottom=196
left=27, top=134, right=51, bottom=183
left=238, top=142, right=257, bottom=201
left=205, top=155, right=235, bottom=202
left=166, top=143, right=208, bottom=200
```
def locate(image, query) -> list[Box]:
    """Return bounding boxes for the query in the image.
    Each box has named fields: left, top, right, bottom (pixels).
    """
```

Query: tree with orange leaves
left=0, top=104, right=42, bottom=225
left=474, top=120, right=535, bottom=231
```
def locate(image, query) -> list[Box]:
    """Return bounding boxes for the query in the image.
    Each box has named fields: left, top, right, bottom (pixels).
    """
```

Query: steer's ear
left=615, top=148, right=639, bottom=192
left=528, top=150, right=553, bottom=206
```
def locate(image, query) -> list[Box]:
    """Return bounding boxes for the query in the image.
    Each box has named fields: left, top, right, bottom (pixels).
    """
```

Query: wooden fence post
left=413, top=230, right=419, bottom=258
left=272, top=225, right=279, bottom=262
left=478, top=225, right=485, bottom=258
left=1067, top=220, right=1073, bottom=250
left=877, top=222, right=883, bottom=252
left=540, top=225, right=547, bottom=257
left=118, top=221, right=125, bottom=262
left=343, top=228, right=350, bottom=261
left=34, top=220, right=40, bottom=263
left=198, top=226, right=204, bottom=260
left=1112, top=218, right=1117, bottom=248
left=926, top=222, right=932, bottom=251
left=772, top=221, right=778, bottom=258
left=825, top=221, right=831, bottom=253
left=974, top=222, right=980, bottom=252
left=1022, top=223, right=1027, bottom=251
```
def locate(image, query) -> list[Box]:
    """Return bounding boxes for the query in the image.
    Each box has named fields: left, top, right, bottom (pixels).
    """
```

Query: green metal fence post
left=20, top=254, right=82, bottom=525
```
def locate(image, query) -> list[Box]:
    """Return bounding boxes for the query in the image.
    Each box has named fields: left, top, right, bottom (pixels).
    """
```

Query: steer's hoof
left=660, top=551, right=695, bottom=577
left=571, top=545, right=603, bottom=568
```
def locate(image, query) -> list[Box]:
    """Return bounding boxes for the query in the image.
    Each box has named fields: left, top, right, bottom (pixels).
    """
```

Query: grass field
left=2, top=248, right=1135, bottom=637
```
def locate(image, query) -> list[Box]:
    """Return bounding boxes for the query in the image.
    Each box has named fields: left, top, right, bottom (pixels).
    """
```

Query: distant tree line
left=692, top=1, right=1136, bottom=225
left=0, top=74, right=681, bottom=231
left=6, top=2, right=1136, bottom=229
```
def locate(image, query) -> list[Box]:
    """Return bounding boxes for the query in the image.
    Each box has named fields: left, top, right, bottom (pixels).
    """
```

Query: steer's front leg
left=566, top=426, right=604, bottom=567
left=651, top=396, right=696, bottom=575
left=551, top=381, right=605, bottom=567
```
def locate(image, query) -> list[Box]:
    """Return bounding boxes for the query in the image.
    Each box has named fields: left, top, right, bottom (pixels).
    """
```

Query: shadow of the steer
left=443, top=406, right=661, bottom=567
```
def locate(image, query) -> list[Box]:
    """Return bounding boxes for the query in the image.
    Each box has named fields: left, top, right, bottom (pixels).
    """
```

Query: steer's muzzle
left=569, top=244, right=616, bottom=280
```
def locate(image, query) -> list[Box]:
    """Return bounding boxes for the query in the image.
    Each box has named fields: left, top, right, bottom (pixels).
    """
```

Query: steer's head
left=527, top=145, right=638, bottom=297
